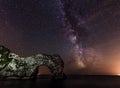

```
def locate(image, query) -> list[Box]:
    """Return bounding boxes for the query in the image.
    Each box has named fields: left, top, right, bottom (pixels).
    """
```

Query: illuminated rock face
left=0, top=45, right=65, bottom=79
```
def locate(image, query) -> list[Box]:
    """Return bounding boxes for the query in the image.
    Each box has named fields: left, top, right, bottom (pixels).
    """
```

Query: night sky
left=0, top=0, right=120, bottom=75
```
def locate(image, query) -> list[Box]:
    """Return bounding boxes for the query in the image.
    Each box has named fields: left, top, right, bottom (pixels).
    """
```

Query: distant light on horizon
left=117, top=74, right=120, bottom=76
left=109, top=58, right=120, bottom=75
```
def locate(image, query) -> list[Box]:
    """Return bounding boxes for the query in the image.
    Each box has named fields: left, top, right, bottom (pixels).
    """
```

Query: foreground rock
left=0, top=45, right=66, bottom=80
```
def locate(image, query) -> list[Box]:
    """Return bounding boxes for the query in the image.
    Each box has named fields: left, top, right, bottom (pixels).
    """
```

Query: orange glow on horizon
left=109, top=58, right=120, bottom=75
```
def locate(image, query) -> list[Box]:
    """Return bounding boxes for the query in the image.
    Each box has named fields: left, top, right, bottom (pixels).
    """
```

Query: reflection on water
left=0, top=75, right=120, bottom=88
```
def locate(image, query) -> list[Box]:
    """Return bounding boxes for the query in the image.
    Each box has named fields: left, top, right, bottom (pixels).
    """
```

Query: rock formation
left=0, top=45, right=66, bottom=80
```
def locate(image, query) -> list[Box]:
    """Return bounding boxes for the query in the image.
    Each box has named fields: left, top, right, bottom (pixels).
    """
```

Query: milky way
left=59, top=0, right=98, bottom=68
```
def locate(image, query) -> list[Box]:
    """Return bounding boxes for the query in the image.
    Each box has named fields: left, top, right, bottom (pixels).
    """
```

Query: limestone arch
left=31, top=62, right=64, bottom=79
left=0, top=45, right=66, bottom=80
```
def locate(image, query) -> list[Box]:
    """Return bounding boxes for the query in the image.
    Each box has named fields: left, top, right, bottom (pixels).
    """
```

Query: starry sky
left=0, top=0, right=120, bottom=74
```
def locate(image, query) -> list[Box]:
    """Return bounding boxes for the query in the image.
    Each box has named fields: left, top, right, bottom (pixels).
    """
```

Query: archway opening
left=37, top=66, right=52, bottom=79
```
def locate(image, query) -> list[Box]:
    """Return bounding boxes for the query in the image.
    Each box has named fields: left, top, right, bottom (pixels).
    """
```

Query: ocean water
left=0, top=75, right=120, bottom=88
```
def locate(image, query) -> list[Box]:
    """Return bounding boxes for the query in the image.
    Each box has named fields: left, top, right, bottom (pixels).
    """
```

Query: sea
left=0, top=75, right=120, bottom=88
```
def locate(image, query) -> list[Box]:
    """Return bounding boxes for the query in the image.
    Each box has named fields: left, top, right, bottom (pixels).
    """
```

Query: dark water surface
left=0, top=75, right=120, bottom=88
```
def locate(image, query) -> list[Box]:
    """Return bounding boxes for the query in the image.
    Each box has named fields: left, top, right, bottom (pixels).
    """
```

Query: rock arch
left=29, top=54, right=65, bottom=79
left=0, top=45, right=66, bottom=80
